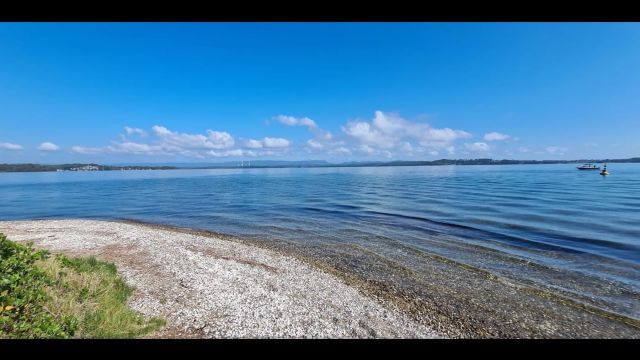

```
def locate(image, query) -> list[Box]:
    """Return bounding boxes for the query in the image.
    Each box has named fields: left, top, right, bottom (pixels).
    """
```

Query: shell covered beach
left=1, top=219, right=639, bottom=338
left=0, top=219, right=437, bottom=338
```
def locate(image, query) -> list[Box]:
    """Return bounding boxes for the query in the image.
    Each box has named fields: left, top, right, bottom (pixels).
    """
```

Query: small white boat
left=577, top=163, right=600, bottom=170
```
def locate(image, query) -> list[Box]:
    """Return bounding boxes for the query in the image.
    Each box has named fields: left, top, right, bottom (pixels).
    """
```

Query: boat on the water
left=577, top=163, right=600, bottom=170
left=600, top=164, right=609, bottom=176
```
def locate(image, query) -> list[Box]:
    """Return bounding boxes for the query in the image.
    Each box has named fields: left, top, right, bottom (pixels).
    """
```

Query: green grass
left=0, top=233, right=164, bottom=338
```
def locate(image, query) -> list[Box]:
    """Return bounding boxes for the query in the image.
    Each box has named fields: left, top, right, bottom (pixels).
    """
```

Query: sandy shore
left=0, top=219, right=438, bottom=338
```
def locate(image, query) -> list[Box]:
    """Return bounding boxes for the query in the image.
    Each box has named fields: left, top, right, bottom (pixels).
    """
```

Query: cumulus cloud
left=545, top=146, right=567, bottom=155
left=276, top=114, right=333, bottom=143
left=244, top=137, right=290, bottom=149
left=342, top=111, right=471, bottom=151
left=71, top=124, right=294, bottom=159
left=304, top=137, right=348, bottom=155
left=358, top=144, right=376, bottom=154
left=151, top=126, right=235, bottom=150
left=329, top=146, right=352, bottom=156
left=446, top=146, right=456, bottom=155
left=306, top=139, right=324, bottom=150
left=400, top=142, right=413, bottom=153
left=262, top=137, right=290, bottom=148
left=66, top=112, right=477, bottom=160
left=208, top=149, right=256, bottom=157
left=343, top=121, right=395, bottom=148
left=124, top=126, right=147, bottom=137
left=0, top=142, right=23, bottom=151
left=244, top=139, right=264, bottom=149
left=106, top=142, right=166, bottom=155
left=299, top=111, right=470, bottom=158
left=276, top=115, right=317, bottom=129
left=464, top=142, right=491, bottom=152
left=37, top=142, right=60, bottom=151
left=483, top=132, right=511, bottom=141
left=71, top=145, right=103, bottom=154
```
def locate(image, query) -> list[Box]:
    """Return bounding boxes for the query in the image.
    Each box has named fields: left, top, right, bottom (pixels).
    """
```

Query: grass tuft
left=1, top=233, right=164, bottom=338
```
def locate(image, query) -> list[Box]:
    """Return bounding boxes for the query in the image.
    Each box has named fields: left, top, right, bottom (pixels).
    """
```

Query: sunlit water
left=1, top=164, right=638, bottom=319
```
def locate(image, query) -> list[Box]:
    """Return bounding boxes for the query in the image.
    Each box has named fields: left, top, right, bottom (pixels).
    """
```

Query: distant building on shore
left=68, top=165, right=100, bottom=171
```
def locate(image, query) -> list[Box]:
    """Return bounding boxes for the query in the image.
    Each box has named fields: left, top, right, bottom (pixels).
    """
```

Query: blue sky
left=1, top=22, right=639, bottom=163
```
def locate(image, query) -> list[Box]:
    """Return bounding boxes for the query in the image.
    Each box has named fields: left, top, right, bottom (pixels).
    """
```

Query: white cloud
left=304, top=138, right=347, bottom=153
left=276, top=114, right=333, bottom=143
left=276, top=115, right=317, bottom=129
left=401, top=142, right=413, bottom=153
left=63, top=112, right=476, bottom=160
left=224, top=149, right=245, bottom=157
left=207, top=130, right=235, bottom=149
left=37, top=142, right=60, bottom=151
left=343, top=121, right=395, bottom=148
left=419, top=128, right=472, bottom=147
left=151, top=125, right=235, bottom=150
left=244, top=137, right=291, bottom=149
left=124, top=126, right=147, bottom=137
left=71, top=124, right=289, bottom=159
left=358, top=144, right=376, bottom=154
left=483, top=132, right=511, bottom=141
left=308, top=111, right=471, bottom=158
left=342, top=111, right=471, bottom=151
left=151, top=126, right=171, bottom=136
left=262, top=137, right=290, bottom=148
left=330, top=146, right=352, bottom=156
left=299, top=118, right=317, bottom=128
left=244, top=139, right=264, bottom=149
left=207, top=149, right=255, bottom=157
left=465, top=142, right=491, bottom=152
left=276, top=115, right=298, bottom=126
left=306, top=139, right=324, bottom=150
left=321, top=132, right=333, bottom=140
left=0, top=142, right=23, bottom=151
left=71, top=145, right=103, bottom=154
left=107, top=142, right=165, bottom=155
left=545, top=146, right=567, bottom=155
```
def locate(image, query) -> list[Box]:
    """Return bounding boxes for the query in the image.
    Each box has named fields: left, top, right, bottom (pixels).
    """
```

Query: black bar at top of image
left=1, top=2, right=640, bottom=22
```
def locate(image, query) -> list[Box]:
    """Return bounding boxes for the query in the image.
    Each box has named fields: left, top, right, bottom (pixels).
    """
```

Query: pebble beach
left=0, top=219, right=438, bottom=338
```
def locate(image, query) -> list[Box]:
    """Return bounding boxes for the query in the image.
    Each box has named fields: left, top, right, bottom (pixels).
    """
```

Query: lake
left=1, top=163, right=638, bottom=320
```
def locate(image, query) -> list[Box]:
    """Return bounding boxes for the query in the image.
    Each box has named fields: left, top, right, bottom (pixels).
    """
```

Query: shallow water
left=1, top=164, right=638, bottom=319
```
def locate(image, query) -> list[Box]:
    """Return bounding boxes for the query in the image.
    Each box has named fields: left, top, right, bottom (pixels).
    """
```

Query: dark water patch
left=361, top=209, right=640, bottom=260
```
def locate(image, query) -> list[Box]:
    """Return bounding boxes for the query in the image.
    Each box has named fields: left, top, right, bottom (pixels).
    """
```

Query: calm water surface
left=1, top=164, right=639, bottom=318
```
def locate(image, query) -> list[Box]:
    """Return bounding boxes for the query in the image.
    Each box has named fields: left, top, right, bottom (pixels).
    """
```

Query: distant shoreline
left=1, top=157, right=639, bottom=172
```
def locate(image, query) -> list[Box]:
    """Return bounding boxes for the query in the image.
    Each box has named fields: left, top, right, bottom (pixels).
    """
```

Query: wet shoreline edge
left=116, top=218, right=640, bottom=338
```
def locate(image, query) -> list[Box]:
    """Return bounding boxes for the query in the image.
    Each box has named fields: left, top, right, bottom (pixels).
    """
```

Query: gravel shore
left=0, top=219, right=438, bottom=338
